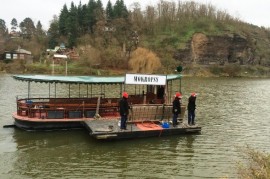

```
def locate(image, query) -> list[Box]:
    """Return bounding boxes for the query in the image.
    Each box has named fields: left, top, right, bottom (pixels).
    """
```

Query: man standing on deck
left=172, top=92, right=182, bottom=127
left=119, top=92, right=130, bottom=130
left=188, top=92, right=197, bottom=125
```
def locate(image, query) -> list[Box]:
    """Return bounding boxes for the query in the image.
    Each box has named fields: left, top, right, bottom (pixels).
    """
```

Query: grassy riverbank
left=1, top=60, right=270, bottom=78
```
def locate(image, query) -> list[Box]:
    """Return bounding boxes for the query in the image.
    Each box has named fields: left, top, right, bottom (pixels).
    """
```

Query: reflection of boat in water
left=12, top=73, right=201, bottom=140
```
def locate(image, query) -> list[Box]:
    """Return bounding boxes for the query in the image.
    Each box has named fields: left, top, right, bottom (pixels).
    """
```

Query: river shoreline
left=1, top=62, right=270, bottom=78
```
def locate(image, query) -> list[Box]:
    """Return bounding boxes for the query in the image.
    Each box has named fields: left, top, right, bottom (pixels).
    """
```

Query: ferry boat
left=12, top=73, right=201, bottom=139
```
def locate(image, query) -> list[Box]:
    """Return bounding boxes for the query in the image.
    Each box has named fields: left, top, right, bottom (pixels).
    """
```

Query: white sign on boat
left=125, top=74, right=167, bottom=85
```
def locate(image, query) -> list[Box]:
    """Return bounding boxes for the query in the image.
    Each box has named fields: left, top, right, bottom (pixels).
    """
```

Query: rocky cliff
left=174, top=32, right=260, bottom=66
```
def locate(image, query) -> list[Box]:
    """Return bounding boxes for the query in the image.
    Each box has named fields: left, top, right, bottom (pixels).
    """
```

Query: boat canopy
left=13, top=74, right=181, bottom=85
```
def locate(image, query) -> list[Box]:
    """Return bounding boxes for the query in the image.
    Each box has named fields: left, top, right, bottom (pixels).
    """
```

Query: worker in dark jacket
left=188, top=92, right=197, bottom=125
left=119, top=92, right=130, bottom=130
left=172, top=92, right=182, bottom=127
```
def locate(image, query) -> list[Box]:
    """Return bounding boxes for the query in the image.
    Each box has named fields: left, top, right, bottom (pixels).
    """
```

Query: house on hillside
left=65, top=49, right=79, bottom=60
left=3, top=47, right=33, bottom=63
left=46, top=44, right=79, bottom=61
left=9, top=31, right=20, bottom=39
left=53, top=54, right=68, bottom=64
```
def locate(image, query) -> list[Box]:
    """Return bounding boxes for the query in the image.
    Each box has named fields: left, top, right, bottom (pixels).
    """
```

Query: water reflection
left=1, top=74, right=270, bottom=178
left=10, top=129, right=200, bottom=179
left=185, top=136, right=195, bottom=155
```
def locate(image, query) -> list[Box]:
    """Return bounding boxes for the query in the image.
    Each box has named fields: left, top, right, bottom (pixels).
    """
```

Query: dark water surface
left=0, top=74, right=269, bottom=179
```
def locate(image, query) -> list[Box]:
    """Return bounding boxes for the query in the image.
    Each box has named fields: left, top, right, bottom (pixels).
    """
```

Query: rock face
left=174, top=33, right=254, bottom=65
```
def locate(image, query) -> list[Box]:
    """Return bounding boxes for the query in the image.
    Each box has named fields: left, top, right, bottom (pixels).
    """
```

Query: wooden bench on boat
left=17, top=98, right=120, bottom=119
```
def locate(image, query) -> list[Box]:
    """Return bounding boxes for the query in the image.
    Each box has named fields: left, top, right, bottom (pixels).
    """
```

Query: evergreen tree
left=77, top=1, right=84, bottom=35
left=59, top=4, right=69, bottom=36
left=86, top=0, right=97, bottom=33
left=95, top=0, right=104, bottom=21
left=47, top=16, right=59, bottom=49
left=67, top=2, right=79, bottom=47
left=11, top=18, right=18, bottom=32
left=36, top=21, right=45, bottom=36
left=113, top=0, right=128, bottom=19
left=80, top=4, right=89, bottom=34
left=0, top=19, right=7, bottom=35
left=105, top=0, right=114, bottom=20
left=110, top=0, right=131, bottom=51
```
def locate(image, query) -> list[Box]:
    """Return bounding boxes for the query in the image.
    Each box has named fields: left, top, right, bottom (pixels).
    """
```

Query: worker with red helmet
left=188, top=92, right=197, bottom=125
left=172, top=92, right=182, bottom=127
left=119, top=92, right=130, bottom=130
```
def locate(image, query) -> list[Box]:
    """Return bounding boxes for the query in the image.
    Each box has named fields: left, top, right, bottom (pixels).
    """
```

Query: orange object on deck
left=136, top=122, right=163, bottom=131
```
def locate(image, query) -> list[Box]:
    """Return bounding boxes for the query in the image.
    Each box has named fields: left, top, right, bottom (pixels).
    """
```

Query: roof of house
left=15, top=48, right=31, bottom=55
left=53, top=54, right=68, bottom=59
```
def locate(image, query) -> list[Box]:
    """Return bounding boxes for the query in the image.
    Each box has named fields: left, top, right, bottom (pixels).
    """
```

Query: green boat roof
left=13, top=74, right=181, bottom=85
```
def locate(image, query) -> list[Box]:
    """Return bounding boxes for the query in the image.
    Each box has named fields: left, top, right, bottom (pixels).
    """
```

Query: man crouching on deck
left=119, top=92, right=130, bottom=130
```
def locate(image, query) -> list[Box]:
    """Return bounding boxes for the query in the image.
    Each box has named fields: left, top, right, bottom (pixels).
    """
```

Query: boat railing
left=16, top=94, right=53, bottom=100
left=129, top=104, right=186, bottom=122
left=16, top=97, right=120, bottom=119
left=15, top=94, right=170, bottom=120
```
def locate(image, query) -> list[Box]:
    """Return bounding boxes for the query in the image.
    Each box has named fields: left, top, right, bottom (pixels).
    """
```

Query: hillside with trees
left=0, top=0, right=270, bottom=77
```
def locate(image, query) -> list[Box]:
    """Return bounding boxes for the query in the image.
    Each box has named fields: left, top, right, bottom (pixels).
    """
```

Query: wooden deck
left=83, top=119, right=201, bottom=140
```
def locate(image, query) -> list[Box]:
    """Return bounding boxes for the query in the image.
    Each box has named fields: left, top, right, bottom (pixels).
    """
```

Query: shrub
left=209, top=64, right=223, bottom=75
left=27, top=63, right=55, bottom=74
left=223, top=64, right=241, bottom=77
left=77, top=46, right=101, bottom=68
left=128, top=47, right=161, bottom=73
left=100, top=47, right=127, bottom=69
left=237, top=146, right=270, bottom=179
left=0, top=61, right=5, bottom=72
left=5, top=59, right=26, bottom=73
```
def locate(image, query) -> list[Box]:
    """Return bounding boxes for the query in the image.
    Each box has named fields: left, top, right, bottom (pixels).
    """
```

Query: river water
left=0, top=74, right=269, bottom=179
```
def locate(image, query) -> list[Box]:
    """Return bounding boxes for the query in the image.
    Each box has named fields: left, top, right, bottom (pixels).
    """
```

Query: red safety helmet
left=175, top=92, right=182, bottom=98
left=122, top=92, right=129, bottom=98
left=191, top=92, right=197, bottom=97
